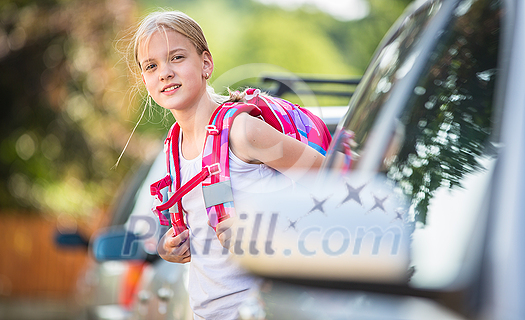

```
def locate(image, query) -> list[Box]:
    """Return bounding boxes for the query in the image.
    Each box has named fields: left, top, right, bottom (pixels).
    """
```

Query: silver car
left=235, top=0, right=525, bottom=319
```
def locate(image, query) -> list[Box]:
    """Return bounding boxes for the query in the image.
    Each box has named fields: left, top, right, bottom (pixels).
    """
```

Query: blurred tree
left=0, top=0, right=159, bottom=217
left=328, top=0, right=415, bottom=71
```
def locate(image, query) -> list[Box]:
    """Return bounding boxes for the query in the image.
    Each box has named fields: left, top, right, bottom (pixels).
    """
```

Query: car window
left=383, top=0, right=501, bottom=224
left=327, top=0, right=502, bottom=288
left=387, top=0, right=502, bottom=288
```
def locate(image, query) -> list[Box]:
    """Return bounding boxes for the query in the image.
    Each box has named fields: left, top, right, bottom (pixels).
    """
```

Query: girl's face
left=138, top=29, right=212, bottom=112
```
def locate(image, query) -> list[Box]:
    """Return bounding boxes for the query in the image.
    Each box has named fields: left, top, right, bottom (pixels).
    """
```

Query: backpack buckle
left=206, top=163, right=221, bottom=176
left=205, top=125, right=219, bottom=135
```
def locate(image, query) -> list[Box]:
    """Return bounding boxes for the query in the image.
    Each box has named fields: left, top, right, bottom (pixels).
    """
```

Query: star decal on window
left=338, top=183, right=366, bottom=207
left=391, top=208, right=405, bottom=223
left=368, top=195, right=388, bottom=214
left=308, top=195, right=329, bottom=215
left=285, top=218, right=299, bottom=231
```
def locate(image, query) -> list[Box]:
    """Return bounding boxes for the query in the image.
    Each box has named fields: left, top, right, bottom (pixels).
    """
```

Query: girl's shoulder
left=228, top=112, right=265, bottom=164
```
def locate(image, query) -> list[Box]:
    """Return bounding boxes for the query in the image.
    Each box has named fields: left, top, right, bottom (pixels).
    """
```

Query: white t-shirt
left=176, top=139, right=287, bottom=320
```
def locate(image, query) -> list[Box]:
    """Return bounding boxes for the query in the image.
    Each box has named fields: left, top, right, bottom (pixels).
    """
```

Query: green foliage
left=345, top=0, right=415, bottom=70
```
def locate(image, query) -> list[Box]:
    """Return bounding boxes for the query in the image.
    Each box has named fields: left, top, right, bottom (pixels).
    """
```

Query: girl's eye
left=171, top=55, right=184, bottom=61
left=144, top=63, right=156, bottom=72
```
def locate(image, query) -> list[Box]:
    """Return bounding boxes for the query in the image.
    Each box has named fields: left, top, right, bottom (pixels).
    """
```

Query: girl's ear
left=202, top=51, right=214, bottom=78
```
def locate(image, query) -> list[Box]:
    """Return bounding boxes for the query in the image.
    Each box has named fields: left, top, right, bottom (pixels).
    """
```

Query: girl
left=131, top=10, right=324, bottom=319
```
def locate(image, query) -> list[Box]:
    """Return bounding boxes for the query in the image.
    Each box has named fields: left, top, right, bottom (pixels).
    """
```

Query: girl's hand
left=214, top=217, right=237, bottom=253
left=158, top=228, right=191, bottom=263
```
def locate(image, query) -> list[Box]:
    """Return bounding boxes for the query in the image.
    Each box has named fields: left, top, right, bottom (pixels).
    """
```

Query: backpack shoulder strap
left=150, top=122, right=187, bottom=232
left=202, top=102, right=262, bottom=228
left=151, top=105, right=227, bottom=233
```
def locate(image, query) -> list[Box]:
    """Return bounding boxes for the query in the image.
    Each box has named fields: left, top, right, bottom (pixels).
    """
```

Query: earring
left=205, top=73, right=209, bottom=80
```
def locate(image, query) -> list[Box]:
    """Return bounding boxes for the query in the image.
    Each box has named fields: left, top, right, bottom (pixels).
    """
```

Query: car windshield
left=326, top=0, right=502, bottom=288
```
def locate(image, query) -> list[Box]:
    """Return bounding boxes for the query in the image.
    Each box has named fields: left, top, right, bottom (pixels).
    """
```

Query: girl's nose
left=159, top=65, right=174, bottom=81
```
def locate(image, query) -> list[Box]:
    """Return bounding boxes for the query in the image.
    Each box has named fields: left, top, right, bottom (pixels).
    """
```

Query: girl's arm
left=229, top=112, right=325, bottom=182
left=215, top=112, right=325, bottom=249
left=215, top=112, right=325, bottom=250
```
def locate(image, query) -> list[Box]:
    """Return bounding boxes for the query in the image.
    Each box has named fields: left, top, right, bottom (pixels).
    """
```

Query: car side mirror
left=92, top=227, right=149, bottom=262
left=55, top=230, right=89, bottom=250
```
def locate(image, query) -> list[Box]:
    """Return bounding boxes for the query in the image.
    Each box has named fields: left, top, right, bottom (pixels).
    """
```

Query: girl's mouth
left=162, top=84, right=181, bottom=93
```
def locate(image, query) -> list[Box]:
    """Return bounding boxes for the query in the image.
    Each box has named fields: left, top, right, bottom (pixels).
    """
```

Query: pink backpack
left=150, top=88, right=332, bottom=234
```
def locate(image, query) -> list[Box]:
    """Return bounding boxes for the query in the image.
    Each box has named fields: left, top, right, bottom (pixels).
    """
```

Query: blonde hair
left=132, top=11, right=208, bottom=68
